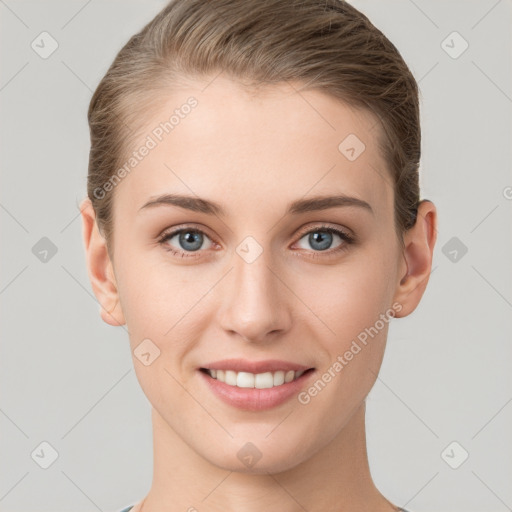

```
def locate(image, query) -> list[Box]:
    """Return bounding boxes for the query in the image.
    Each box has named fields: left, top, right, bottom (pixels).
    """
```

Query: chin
left=214, top=454, right=302, bottom=475
left=204, top=439, right=311, bottom=475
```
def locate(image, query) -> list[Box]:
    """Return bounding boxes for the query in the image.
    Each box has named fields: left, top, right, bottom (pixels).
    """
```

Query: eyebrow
left=139, top=193, right=374, bottom=216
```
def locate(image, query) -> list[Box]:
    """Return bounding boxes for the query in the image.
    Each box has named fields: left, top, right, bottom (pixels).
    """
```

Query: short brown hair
left=87, top=0, right=420, bottom=256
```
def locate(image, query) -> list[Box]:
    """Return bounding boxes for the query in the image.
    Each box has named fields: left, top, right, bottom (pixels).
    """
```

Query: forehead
left=113, top=74, right=393, bottom=221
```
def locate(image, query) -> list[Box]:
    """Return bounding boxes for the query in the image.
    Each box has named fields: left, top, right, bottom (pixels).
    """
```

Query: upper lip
left=199, top=358, right=314, bottom=374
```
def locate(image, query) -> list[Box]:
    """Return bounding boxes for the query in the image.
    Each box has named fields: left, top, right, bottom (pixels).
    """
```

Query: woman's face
left=100, top=75, right=408, bottom=472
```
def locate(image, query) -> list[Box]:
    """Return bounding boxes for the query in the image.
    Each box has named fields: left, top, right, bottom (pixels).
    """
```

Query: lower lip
left=198, top=369, right=315, bottom=411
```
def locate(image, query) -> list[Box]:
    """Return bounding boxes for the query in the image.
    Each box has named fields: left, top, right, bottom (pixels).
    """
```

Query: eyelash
left=156, top=223, right=355, bottom=260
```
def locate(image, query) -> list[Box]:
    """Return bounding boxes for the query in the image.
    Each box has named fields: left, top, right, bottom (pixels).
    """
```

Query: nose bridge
left=218, top=238, right=290, bottom=342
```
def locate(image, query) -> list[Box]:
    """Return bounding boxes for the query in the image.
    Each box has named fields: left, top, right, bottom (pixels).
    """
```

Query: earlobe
left=393, top=200, right=438, bottom=318
left=79, top=197, right=126, bottom=327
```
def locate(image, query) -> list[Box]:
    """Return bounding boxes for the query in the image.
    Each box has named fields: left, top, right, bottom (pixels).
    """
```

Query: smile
left=200, top=368, right=309, bottom=389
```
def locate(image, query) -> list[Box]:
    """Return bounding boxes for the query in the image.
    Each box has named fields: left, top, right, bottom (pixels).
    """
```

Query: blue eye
left=158, top=228, right=213, bottom=257
left=294, top=225, right=354, bottom=259
left=297, top=228, right=345, bottom=251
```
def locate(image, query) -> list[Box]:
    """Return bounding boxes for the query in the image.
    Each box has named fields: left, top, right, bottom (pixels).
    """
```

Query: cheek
left=299, top=264, right=393, bottom=412
left=306, top=258, right=392, bottom=340
left=115, top=249, right=187, bottom=324
left=115, top=257, right=202, bottom=397
left=115, top=253, right=209, bottom=356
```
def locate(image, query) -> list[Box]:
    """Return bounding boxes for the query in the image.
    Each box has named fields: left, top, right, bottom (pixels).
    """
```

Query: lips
left=197, top=358, right=316, bottom=411
left=199, top=358, right=313, bottom=374
left=198, top=365, right=316, bottom=411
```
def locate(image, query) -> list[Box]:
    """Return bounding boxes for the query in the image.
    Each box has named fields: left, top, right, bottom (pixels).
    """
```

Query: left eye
left=295, top=227, right=352, bottom=252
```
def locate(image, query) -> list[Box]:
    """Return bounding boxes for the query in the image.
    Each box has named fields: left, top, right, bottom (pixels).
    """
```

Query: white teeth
left=273, top=371, right=285, bottom=386
left=255, top=372, right=273, bottom=389
left=206, top=368, right=308, bottom=388
left=237, top=372, right=255, bottom=388
left=225, top=370, right=237, bottom=386
left=284, top=370, right=295, bottom=383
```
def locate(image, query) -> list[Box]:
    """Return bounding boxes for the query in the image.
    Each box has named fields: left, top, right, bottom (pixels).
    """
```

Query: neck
left=137, top=402, right=397, bottom=512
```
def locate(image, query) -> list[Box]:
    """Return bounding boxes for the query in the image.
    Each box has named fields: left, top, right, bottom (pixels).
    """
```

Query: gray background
left=1, top=1, right=511, bottom=511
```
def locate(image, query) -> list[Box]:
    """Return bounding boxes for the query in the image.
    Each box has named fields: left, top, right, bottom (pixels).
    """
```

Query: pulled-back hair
left=87, top=0, right=420, bottom=255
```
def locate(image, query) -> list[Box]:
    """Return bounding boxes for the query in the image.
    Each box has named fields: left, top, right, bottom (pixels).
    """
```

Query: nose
left=218, top=247, right=292, bottom=344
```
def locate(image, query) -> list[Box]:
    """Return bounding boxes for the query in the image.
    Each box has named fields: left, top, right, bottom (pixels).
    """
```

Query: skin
left=80, top=74, right=437, bottom=512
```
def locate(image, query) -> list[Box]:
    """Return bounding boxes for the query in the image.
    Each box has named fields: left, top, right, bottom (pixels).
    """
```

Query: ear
left=393, top=199, right=438, bottom=318
left=79, top=197, right=126, bottom=326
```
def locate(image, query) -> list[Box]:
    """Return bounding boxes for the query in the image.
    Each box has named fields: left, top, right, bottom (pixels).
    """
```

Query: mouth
left=197, top=358, right=316, bottom=410
left=199, top=367, right=315, bottom=389
left=198, top=365, right=316, bottom=411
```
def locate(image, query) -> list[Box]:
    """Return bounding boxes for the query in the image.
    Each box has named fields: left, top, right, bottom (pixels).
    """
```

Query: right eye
left=158, top=226, right=215, bottom=258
